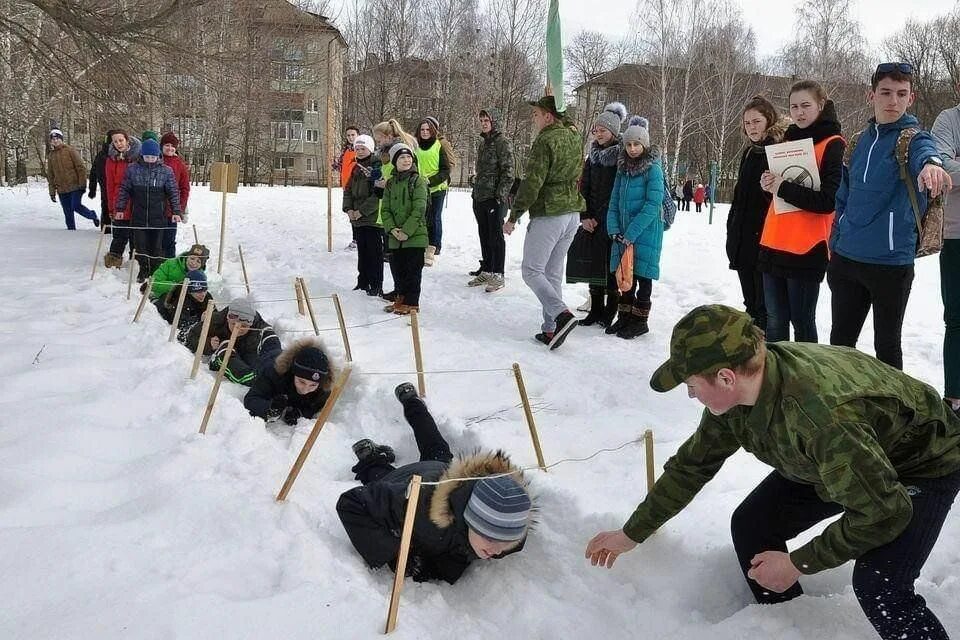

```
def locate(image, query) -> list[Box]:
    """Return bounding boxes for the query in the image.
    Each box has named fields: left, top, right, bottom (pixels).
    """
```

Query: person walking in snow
left=674, top=183, right=683, bottom=210
left=692, top=183, right=706, bottom=212
left=154, top=269, right=213, bottom=338
left=603, top=116, right=664, bottom=340
left=183, top=297, right=282, bottom=386
left=681, top=178, right=693, bottom=211
left=46, top=128, right=99, bottom=230
left=243, top=339, right=334, bottom=426
left=342, top=134, right=384, bottom=296
left=585, top=303, right=960, bottom=640
left=103, top=129, right=141, bottom=268
left=504, top=95, right=586, bottom=350
left=88, top=134, right=111, bottom=234
left=469, top=107, right=514, bottom=292
left=159, top=132, right=191, bottom=258
left=726, top=95, right=786, bottom=332
left=381, top=143, right=429, bottom=315
left=568, top=102, right=626, bottom=328
left=414, top=116, right=453, bottom=264
left=337, top=382, right=532, bottom=585
left=114, top=137, right=183, bottom=280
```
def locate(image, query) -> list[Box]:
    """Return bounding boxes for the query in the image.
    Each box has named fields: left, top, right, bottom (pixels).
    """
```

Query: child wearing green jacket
left=380, top=143, right=429, bottom=315
left=149, top=243, right=209, bottom=299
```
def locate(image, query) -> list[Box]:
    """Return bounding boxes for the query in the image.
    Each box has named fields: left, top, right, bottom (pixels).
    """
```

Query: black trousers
left=827, top=253, right=914, bottom=369
left=355, top=226, right=384, bottom=292
left=133, top=228, right=164, bottom=277
left=355, top=397, right=453, bottom=484
left=473, top=198, right=506, bottom=274
left=737, top=268, right=766, bottom=330
left=391, top=247, right=425, bottom=306
left=108, top=219, right=132, bottom=256
left=682, top=197, right=691, bottom=211
left=619, top=276, right=652, bottom=306
left=588, top=272, right=619, bottom=298
left=731, top=470, right=960, bottom=640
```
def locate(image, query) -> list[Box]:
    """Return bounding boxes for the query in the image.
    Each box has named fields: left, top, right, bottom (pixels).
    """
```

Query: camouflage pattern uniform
left=635, top=305, right=960, bottom=640
left=508, top=119, right=586, bottom=223
left=472, top=107, right=513, bottom=205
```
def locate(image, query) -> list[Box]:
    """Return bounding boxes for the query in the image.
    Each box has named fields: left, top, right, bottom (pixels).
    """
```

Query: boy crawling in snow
left=243, top=338, right=333, bottom=426
left=337, top=382, right=532, bottom=584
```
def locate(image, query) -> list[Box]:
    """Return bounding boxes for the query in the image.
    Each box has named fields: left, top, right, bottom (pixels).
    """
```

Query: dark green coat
left=624, top=342, right=960, bottom=574
left=381, top=169, right=429, bottom=250
left=509, top=121, right=586, bottom=222
left=342, top=155, right=382, bottom=228
left=472, top=125, right=514, bottom=203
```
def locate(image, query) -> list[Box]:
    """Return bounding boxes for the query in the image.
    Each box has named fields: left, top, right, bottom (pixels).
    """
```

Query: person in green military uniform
left=504, top=95, right=587, bottom=350
left=469, top=107, right=514, bottom=292
left=585, top=304, right=960, bottom=640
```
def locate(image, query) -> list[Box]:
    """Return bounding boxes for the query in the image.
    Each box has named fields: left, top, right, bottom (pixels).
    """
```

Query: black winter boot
left=579, top=292, right=606, bottom=326
left=605, top=304, right=633, bottom=335
left=598, top=291, right=620, bottom=328
left=618, top=302, right=651, bottom=339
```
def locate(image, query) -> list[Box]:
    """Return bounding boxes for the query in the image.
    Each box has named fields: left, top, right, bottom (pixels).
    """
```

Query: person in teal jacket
left=380, top=143, right=429, bottom=315
left=605, top=116, right=664, bottom=339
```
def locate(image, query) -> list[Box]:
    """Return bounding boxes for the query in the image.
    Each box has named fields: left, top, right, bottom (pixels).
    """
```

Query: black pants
left=827, top=253, right=914, bottom=370
left=355, top=396, right=453, bottom=484
left=108, top=219, right=132, bottom=257
left=162, top=220, right=177, bottom=258
left=473, top=198, right=506, bottom=274
left=133, top=228, right=164, bottom=277
left=426, top=191, right=446, bottom=253
left=620, top=276, right=652, bottom=306
left=737, top=268, right=766, bottom=331
left=355, top=225, right=384, bottom=292
left=683, top=197, right=691, bottom=211
left=391, top=247, right=425, bottom=307
left=588, top=273, right=619, bottom=298
left=695, top=202, right=703, bottom=212
left=731, top=470, right=960, bottom=640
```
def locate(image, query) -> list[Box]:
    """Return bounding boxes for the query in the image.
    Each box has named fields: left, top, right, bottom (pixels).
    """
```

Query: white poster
left=765, top=138, right=820, bottom=214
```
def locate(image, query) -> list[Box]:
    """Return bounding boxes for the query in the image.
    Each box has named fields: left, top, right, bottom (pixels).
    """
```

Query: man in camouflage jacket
left=468, top=107, right=514, bottom=290
left=503, top=96, right=587, bottom=350
left=586, top=304, right=960, bottom=640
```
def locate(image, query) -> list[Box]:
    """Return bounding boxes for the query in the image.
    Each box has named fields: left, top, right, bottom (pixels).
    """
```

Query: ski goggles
left=226, top=311, right=254, bottom=326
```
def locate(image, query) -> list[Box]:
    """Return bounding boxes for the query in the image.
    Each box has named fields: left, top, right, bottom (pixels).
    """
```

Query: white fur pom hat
left=594, top=102, right=627, bottom=136
left=622, top=115, right=650, bottom=148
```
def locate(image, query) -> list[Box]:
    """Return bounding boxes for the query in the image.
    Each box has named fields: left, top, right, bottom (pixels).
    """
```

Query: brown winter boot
left=104, top=252, right=122, bottom=269
left=384, top=294, right=403, bottom=313
left=604, top=304, right=633, bottom=335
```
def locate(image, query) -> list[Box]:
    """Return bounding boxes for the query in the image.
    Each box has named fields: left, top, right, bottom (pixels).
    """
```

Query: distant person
left=682, top=178, right=693, bottom=211
left=88, top=134, right=111, bottom=234
left=469, top=107, right=514, bottom=292
left=160, top=132, right=190, bottom=258
left=103, top=130, right=141, bottom=268
left=693, top=183, right=706, bottom=212
left=46, top=128, right=99, bottom=230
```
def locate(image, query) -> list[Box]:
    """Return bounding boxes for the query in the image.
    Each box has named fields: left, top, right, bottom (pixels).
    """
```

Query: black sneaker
left=548, top=310, right=577, bottom=350
left=534, top=332, right=552, bottom=345
left=352, top=438, right=396, bottom=464
left=381, top=290, right=397, bottom=302
left=468, top=263, right=483, bottom=277
left=366, top=287, right=383, bottom=297
left=395, top=382, right=418, bottom=403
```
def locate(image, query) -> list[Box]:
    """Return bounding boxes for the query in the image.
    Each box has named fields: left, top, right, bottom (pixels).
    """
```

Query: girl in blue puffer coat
left=605, top=116, right=665, bottom=339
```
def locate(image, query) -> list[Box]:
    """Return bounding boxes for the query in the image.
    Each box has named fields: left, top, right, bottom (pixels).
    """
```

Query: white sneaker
left=467, top=272, right=490, bottom=287
left=484, top=274, right=504, bottom=292
left=346, top=240, right=357, bottom=250
left=424, top=245, right=437, bottom=267
left=577, top=297, right=592, bottom=312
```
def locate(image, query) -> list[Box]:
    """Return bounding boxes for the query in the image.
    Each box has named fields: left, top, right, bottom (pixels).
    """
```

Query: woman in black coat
left=243, top=338, right=333, bottom=424
left=726, top=95, right=786, bottom=331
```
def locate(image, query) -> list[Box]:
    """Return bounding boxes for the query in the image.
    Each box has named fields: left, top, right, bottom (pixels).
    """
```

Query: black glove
left=266, top=395, right=287, bottom=420
left=281, top=405, right=301, bottom=426
left=50, top=194, right=57, bottom=203
left=612, top=233, right=627, bottom=245
left=88, top=189, right=96, bottom=199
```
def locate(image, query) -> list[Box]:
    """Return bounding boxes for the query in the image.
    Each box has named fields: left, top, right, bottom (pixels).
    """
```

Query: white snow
left=0, top=182, right=956, bottom=639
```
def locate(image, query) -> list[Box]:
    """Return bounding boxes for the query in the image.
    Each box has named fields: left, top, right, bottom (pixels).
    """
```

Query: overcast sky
left=560, top=0, right=953, bottom=61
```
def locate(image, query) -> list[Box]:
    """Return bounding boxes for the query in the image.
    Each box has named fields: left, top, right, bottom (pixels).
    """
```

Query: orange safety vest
left=759, top=135, right=843, bottom=255
left=340, top=148, right=357, bottom=188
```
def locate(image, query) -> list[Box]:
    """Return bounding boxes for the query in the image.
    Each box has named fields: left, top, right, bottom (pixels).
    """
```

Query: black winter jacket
left=579, top=139, right=621, bottom=222
left=183, top=307, right=281, bottom=386
left=336, top=452, right=528, bottom=585
left=342, top=155, right=383, bottom=228
left=115, top=158, right=182, bottom=228
left=757, top=100, right=845, bottom=282
left=243, top=339, right=333, bottom=420
left=155, top=288, right=213, bottom=336
left=88, top=142, right=109, bottom=198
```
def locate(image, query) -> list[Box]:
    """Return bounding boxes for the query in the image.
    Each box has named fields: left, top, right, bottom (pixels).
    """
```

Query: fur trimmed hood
left=429, top=450, right=528, bottom=530
left=272, top=337, right=336, bottom=391
left=763, top=117, right=790, bottom=145
left=618, top=144, right=662, bottom=176
left=588, top=139, right=622, bottom=167
left=108, top=136, right=141, bottom=161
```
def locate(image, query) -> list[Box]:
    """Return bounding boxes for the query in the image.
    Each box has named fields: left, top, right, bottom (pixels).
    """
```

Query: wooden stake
left=299, top=277, right=320, bottom=336
left=326, top=88, right=334, bottom=253
left=384, top=474, right=423, bottom=634
left=126, top=251, right=137, bottom=300
left=192, top=223, right=199, bottom=245
left=90, top=221, right=106, bottom=280
left=168, top=277, right=190, bottom=342
left=198, top=323, right=240, bottom=435
left=644, top=429, right=655, bottom=493
left=295, top=277, right=306, bottom=316
left=410, top=310, right=425, bottom=398
left=331, top=293, right=352, bottom=362
left=218, top=161, right=228, bottom=274
left=132, top=276, right=154, bottom=323
left=512, top=363, right=547, bottom=471
left=190, top=302, right=216, bottom=379
left=276, top=366, right=353, bottom=501
left=238, top=244, right=251, bottom=295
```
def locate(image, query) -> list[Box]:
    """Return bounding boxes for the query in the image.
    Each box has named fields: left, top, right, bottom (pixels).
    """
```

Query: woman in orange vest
left=758, top=80, right=845, bottom=343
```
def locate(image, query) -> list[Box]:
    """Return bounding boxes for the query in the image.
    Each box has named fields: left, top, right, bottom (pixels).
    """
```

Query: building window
left=307, top=99, right=319, bottom=112
left=274, top=156, right=295, bottom=170
left=290, top=123, right=303, bottom=141
left=273, top=122, right=288, bottom=140
left=273, top=62, right=304, bottom=81
left=306, top=157, right=316, bottom=172
left=306, top=129, right=319, bottom=143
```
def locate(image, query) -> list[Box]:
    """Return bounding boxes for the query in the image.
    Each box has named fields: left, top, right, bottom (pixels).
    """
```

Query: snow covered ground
left=0, top=182, right=956, bottom=640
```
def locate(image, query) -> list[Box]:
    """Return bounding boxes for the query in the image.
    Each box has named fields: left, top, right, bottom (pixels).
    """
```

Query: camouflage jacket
left=472, top=129, right=514, bottom=203
left=624, top=342, right=960, bottom=574
left=509, top=122, right=586, bottom=222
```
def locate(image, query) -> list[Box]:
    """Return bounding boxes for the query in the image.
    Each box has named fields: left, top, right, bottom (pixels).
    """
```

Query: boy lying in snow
left=337, top=383, right=532, bottom=584
left=243, top=338, right=334, bottom=425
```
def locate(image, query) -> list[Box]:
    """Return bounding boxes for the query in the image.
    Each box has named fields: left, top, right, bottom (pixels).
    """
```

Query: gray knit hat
left=594, top=102, right=627, bottom=136
left=622, top=115, right=650, bottom=148
left=463, top=475, right=532, bottom=542
left=227, top=297, right=256, bottom=323
left=388, top=143, right=414, bottom=165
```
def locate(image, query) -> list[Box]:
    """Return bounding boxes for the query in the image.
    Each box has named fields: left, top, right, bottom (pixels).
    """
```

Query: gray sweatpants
left=521, top=212, right=580, bottom=332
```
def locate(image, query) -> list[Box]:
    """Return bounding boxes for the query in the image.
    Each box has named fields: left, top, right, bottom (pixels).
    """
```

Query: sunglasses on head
left=874, top=62, right=914, bottom=76
left=226, top=312, right=253, bottom=326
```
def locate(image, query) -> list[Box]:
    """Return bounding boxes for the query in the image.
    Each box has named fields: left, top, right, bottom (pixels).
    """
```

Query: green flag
left=546, top=0, right=564, bottom=113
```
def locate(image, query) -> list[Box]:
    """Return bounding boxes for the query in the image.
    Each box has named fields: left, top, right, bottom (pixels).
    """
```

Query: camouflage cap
left=527, top=95, right=566, bottom=118
left=650, top=304, right=761, bottom=392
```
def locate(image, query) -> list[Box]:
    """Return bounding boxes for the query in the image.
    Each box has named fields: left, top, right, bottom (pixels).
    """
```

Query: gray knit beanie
left=594, top=102, right=627, bottom=136
left=622, top=115, right=650, bottom=148
left=463, top=475, right=532, bottom=542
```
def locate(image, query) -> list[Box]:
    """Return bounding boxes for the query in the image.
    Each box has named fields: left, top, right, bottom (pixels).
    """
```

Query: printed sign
left=765, top=139, right=820, bottom=214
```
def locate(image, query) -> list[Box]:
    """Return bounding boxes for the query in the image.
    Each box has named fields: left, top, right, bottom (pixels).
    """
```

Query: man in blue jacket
left=829, top=63, right=953, bottom=369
